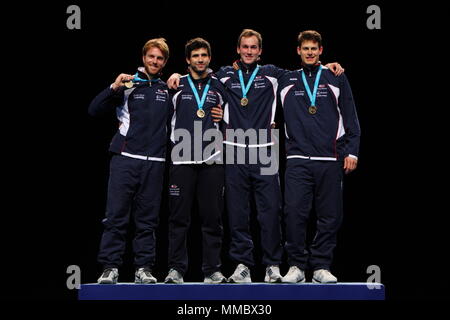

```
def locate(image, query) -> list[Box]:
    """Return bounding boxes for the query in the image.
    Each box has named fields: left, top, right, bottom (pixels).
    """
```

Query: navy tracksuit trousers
left=97, top=154, right=165, bottom=269
left=167, top=164, right=224, bottom=277
left=225, top=153, right=283, bottom=267
left=284, top=158, right=344, bottom=270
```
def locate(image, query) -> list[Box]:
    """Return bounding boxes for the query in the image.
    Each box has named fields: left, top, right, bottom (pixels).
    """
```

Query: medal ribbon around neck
left=301, top=65, right=323, bottom=108
left=133, top=72, right=160, bottom=83
left=187, top=74, right=211, bottom=115
left=125, top=72, right=160, bottom=88
left=238, top=65, right=260, bottom=102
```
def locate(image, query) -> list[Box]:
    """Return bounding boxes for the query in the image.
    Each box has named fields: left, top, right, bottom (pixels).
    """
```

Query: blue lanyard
left=301, top=65, right=322, bottom=106
left=187, top=75, right=211, bottom=111
left=133, top=72, right=159, bottom=83
left=238, top=65, right=260, bottom=99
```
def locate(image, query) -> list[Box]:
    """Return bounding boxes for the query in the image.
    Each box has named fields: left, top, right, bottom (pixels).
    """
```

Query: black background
left=2, top=0, right=447, bottom=308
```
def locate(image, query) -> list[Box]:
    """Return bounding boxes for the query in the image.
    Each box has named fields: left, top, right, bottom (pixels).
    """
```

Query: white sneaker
left=312, top=269, right=337, bottom=283
left=135, top=267, right=157, bottom=284
left=282, top=266, right=306, bottom=283
left=228, top=264, right=251, bottom=283
left=97, top=268, right=119, bottom=284
left=264, top=265, right=282, bottom=283
left=165, top=268, right=184, bottom=284
left=204, top=271, right=227, bottom=284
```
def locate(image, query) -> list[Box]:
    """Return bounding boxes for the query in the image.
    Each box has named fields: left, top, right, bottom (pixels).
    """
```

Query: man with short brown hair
left=279, top=30, right=360, bottom=283
left=164, top=37, right=227, bottom=284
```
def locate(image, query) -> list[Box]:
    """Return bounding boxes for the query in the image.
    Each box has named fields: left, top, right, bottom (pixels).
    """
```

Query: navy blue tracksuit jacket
left=169, top=74, right=226, bottom=164
left=279, top=64, right=361, bottom=270
left=89, top=68, right=172, bottom=269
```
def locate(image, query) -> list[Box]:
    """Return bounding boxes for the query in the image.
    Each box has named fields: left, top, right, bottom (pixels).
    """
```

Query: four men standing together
left=89, top=29, right=360, bottom=285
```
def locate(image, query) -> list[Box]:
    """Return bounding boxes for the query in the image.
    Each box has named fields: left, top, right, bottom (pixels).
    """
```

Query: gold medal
left=197, top=109, right=205, bottom=118
left=124, top=81, right=134, bottom=88
left=241, top=97, right=249, bottom=106
left=308, top=106, right=317, bottom=114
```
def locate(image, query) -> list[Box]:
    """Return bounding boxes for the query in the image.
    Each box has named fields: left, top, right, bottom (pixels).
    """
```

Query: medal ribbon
left=238, top=65, right=260, bottom=100
left=301, top=65, right=322, bottom=107
left=187, top=75, right=211, bottom=112
left=133, top=72, right=160, bottom=83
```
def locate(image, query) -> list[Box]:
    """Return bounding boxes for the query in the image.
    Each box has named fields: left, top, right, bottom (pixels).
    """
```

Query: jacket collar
left=137, top=67, right=161, bottom=83
left=301, top=62, right=322, bottom=74
left=237, top=60, right=258, bottom=73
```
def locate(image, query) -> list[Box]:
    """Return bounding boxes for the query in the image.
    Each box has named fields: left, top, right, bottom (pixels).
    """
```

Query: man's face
left=187, top=47, right=211, bottom=74
left=297, top=40, right=323, bottom=66
left=237, top=36, right=262, bottom=65
left=142, top=47, right=166, bottom=76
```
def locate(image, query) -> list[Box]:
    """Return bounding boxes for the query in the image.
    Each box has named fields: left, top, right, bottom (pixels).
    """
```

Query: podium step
left=79, top=282, right=384, bottom=300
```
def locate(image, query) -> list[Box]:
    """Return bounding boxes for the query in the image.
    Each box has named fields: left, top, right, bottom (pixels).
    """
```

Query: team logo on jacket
left=156, top=89, right=167, bottom=102
left=317, top=86, right=328, bottom=98
left=132, top=94, right=145, bottom=100
left=169, top=184, right=180, bottom=196
left=206, top=91, right=217, bottom=104
left=254, top=77, right=266, bottom=89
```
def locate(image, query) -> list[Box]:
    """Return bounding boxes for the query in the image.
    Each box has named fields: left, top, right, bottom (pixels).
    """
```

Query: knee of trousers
left=201, top=224, right=224, bottom=237
left=317, top=213, right=343, bottom=231
left=102, top=218, right=128, bottom=237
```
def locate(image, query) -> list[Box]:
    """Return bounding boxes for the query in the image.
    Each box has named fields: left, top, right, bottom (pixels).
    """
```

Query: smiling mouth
left=147, top=65, right=159, bottom=73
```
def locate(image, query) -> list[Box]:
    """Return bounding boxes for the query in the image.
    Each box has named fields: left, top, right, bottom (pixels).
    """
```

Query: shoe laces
left=267, top=265, right=279, bottom=272
left=315, top=269, right=331, bottom=278
left=142, top=269, right=152, bottom=277
left=210, top=272, right=224, bottom=280
left=168, top=268, right=180, bottom=277
left=236, top=264, right=248, bottom=273
left=287, top=266, right=300, bottom=276
left=103, top=268, right=115, bottom=277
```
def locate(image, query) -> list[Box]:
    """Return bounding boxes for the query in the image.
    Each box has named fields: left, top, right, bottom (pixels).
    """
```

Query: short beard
left=145, top=66, right=159, bottom=78
left=190, top=65, right=206, bottom=75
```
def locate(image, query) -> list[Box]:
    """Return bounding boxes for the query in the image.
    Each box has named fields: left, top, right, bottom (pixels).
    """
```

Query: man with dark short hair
left=164, top=38, right=227, bottom=284
left=279, top=30, right=360, bottom=283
